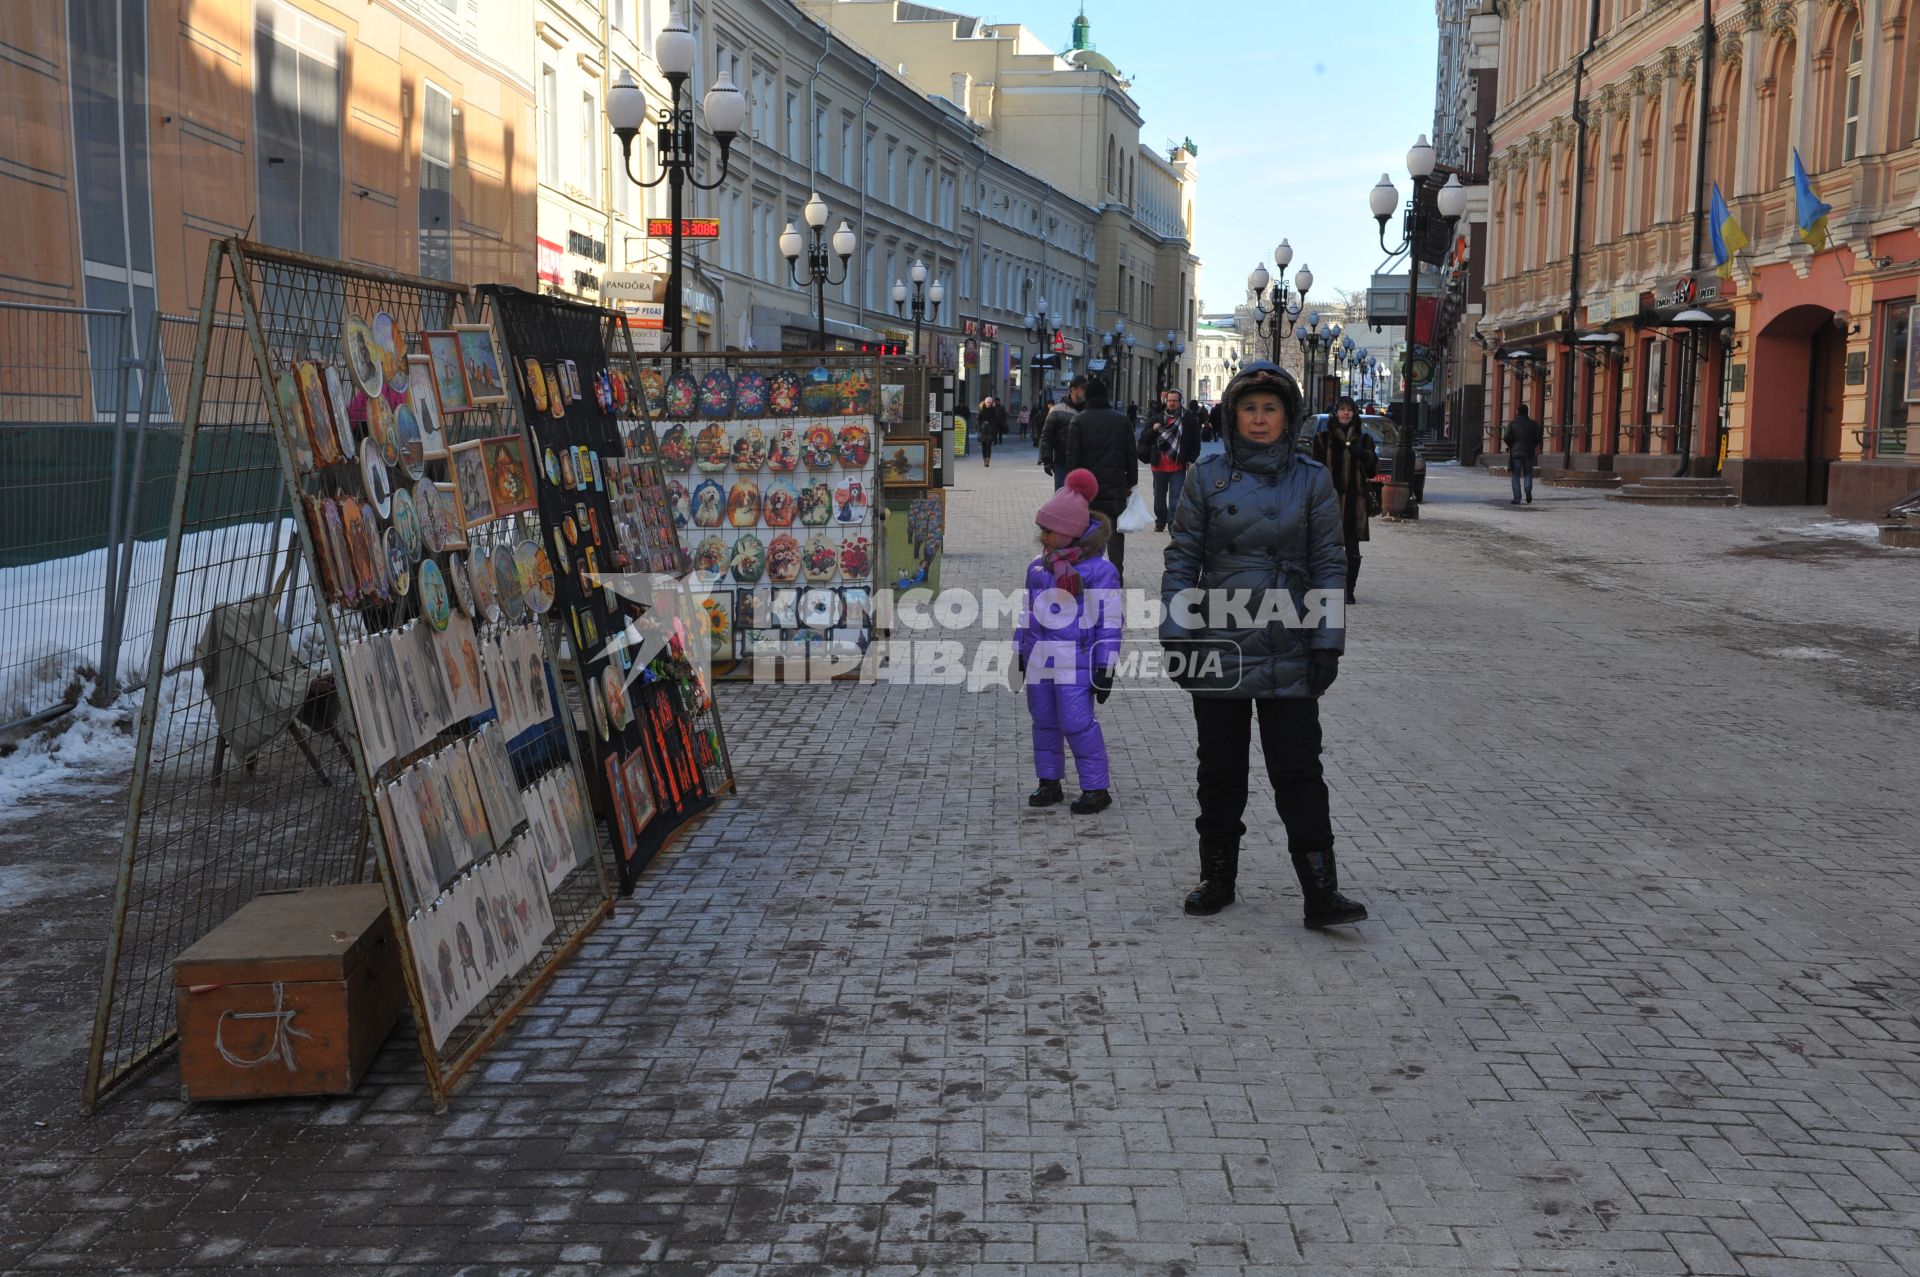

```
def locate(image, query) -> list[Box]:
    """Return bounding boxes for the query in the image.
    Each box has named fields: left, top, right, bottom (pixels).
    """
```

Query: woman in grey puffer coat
left=1159, top=361, right=1367, bottom=928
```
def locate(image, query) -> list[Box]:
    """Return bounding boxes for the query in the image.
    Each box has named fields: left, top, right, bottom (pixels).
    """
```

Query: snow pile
left=0, top=681, right=140, bottom=820
left=1785, top=519, right=1884, bottom=546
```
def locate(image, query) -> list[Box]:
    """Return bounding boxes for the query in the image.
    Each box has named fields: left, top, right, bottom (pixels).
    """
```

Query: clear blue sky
left=990, top=1, right=1440, bottom=315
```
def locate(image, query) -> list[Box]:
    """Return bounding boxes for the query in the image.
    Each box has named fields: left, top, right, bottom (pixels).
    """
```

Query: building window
left=1841, top=26, right=1862, bottom=162
left=815, top=106, right=827, bottom=175
left=540, top=65, right=559, bottom=186
left=863, top=128, right=876, bottom=197
left=580, top=92, right=599, bottom=200
left=785, top=91, right=798, bottom=158
left=904, top=149, right=918, bottom=214
left=609, top=0, right=624, bottom=32
left=255, top=4, right=343, bottom=259
left=420, top=82, right=453, bottom=279
left=841, top=117, right=853, bottom=180
left=886, top=143, right=897, bottom=203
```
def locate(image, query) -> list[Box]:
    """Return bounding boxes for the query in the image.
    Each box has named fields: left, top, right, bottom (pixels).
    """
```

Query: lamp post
left=1370, top=136, right=1467, bottom=515
left=1023, top=299, right=1065, bottom=392
left=779, top=192, right=856, bottom=350
left=608, top=6, right=746, bottom=353
left=1294, top=312, right=1323, bottom=417
left=1247, top=242, right=1312, bottom=363
left=1669, top=308, right=1718, bottom=478
left=1155, top=329, right=1186, bottom=394
left=891, top=260, right=945, bottom=363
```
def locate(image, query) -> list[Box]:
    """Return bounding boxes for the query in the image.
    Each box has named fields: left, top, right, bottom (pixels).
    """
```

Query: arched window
left=1605, top=116, right=1630, bottom=241
left=1511, top=168, right=1530, bottom=272
left=1554, top=146, right=1575, bottom=261
left=1712, top=62, right=1743, bottom=196
left=1666, top=88, right=1692, bottom=225
left=1105, top=136, right=1115, bottom=191
left=1763, top=36, right=1796, bottom=187
left=1832, top=12, right=1862, bottom=163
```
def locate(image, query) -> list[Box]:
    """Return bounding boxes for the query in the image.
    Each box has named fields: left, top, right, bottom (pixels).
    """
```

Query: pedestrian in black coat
left=1060, top=376, right=1138, bottom=578
left=1309, top=396, right=1379, bottom=603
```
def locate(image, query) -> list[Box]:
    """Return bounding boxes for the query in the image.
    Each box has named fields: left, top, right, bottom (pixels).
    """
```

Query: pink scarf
left=1045, top=546, right=1085, bottom=597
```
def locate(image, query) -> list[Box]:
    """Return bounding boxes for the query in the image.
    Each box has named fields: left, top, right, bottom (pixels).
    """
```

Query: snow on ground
left=1782, top=518, right=1887, bottom=545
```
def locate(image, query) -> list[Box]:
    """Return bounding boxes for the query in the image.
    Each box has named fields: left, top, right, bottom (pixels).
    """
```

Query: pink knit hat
left=1036, top=469, right=1098, bottom=536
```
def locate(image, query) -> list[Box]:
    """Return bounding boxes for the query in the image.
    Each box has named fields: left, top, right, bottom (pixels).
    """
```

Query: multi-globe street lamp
left=890, top=260, right=945, bottom=363
left=778, top=192, right=857, bottom=350
left=1369, top=134, right=1468, bottom=514
left=1246, top=241, right=1312, bottom=363
left=1095, top=322, right=1137, bottom=396
left=608, top=8, right=747, bottom=353
left=1023, top=297, right=1066, bottom=390
left=1154, top=330, right=1186, bottom=394
left=1667, top=307, right=1721, bottom=478
left=1576, top=331, right=1625, bottom=458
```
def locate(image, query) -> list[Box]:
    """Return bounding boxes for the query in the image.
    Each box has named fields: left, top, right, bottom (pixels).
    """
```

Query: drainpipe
left=1681, top=0, right=1716, bottom=477
left=1561, top=0, right=1600, bottom=471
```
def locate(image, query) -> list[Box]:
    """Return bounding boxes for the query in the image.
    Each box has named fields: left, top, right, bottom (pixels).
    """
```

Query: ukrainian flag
left=1792, top=149, right=1832, bottom=252
left=1709, top=183, right=1749, bottom=279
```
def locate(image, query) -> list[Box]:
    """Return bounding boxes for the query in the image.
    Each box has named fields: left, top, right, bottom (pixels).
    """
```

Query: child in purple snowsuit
left=1016, top=468, right=1121, bottom=814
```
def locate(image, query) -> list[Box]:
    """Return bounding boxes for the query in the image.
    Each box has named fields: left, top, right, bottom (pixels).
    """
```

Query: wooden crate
left=172, top=883, right=406, bottom=1101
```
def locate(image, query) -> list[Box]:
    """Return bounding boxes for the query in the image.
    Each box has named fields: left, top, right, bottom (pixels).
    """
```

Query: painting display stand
left=86, top=239, right=612, bottom=1112
left=480, top=286, right=735, bottom=895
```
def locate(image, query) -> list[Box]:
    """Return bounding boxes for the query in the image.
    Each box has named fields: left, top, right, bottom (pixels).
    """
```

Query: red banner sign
left=646, top=218, right=720, bottom=240
left=536, top=237, right=564, bottom=285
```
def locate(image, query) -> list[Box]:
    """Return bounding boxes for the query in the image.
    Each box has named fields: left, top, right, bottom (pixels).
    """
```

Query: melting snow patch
left=1784, top=519, right=1885, bottom=545
left=1765, top=646, right=1843, bottom=662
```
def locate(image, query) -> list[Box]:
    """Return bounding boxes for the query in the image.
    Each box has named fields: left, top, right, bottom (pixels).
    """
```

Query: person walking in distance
left=976, top=395, right=996, bottom=468
left=1310, top=396, right=1379, bottom=604
left=1039, top=375, right=1088, bottom=491
left=1060, top=376, right=1139, bottom=579
left=1160, top=361, right=1366, bottom=928
left=1504, top=401, right=1543, bottom=505
left=1144, top=389, right=1200, bottom=532
left=1017, top=469, right=1120, bottom=815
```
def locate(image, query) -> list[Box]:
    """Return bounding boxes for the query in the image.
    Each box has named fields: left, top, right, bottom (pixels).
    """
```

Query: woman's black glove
left=1092, top=665, right=1115, bottom=704
left=1308, top=650, right=1340, bottom=695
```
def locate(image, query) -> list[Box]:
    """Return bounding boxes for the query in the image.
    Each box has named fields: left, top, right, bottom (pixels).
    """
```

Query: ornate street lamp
left=1155, top=329, right=1186, bottom=394
left=608, top=5, right=746, bottom=353
left=779, top=192, right=856, bottom=350
left=1370, top=136, right=1467, bottom=514
left=1668, top=308, right=1719, bottom=478
left=1247, top=242, right=1311, bottom=363
left=1576, top=331, right=1624, bottom=459
left=891, top=259, right=945, bottom=363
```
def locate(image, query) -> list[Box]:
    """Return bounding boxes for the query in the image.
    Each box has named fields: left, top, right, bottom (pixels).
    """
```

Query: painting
left=878, top=438, right=931, bottom=488
left=294, top=360, right=341, bottom=465
left=407, top=355, right=448, bottom=456
left=449, top=440, right=496, bottom=529
left=454, top=324, right=508, bottom=405
left=479, top=434, right=538, bottom=518
left=423, top=330, right=473, bottom=414
left=879, top=383, right=906, bottom=428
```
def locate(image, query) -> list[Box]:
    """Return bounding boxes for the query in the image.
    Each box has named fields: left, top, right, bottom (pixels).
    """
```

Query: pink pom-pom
left=1063, top=469, right=1099, bottom=500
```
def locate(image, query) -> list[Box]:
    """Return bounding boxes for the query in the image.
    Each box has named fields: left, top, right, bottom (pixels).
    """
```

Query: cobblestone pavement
left=4, top=444, right=1920, bottom=1275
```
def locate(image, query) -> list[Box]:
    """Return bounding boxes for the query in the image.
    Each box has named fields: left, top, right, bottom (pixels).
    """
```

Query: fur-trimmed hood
left=1073, top=510, right=1113, bottom=560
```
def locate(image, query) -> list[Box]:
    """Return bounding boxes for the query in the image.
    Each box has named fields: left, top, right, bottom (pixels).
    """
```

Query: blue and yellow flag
left=1709, top=183, right=1749, bottom=279
left=1792, top=149, right=1832, bottom=252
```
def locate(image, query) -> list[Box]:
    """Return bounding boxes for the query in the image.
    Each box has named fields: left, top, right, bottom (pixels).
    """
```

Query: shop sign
left=1502, top=313, right=1564, bottom=341
left=626, top=301, right=666, bottom=331
left=645, top=218, right=720, bottom=240
left=1585, top=294, right=1617, bottom=325
left=962, top=318, right=979, bottom=337
left=1653, top=275, right=1699, bottom=310
left=537, top=237, right=564, bottom=286
left=601, top=271, right=658, bottom=299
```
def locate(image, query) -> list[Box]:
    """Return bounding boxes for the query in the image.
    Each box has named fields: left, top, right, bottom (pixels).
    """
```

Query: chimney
left=951, top=72, right=973, bottom=116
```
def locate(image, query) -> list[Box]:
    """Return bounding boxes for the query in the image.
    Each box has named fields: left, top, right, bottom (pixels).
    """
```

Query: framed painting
left=479, top=434, right=538, bottom=518
left=454, top=324, right=508, bottom=406
left=423, top=330, right=473, bottom=414
left=407, top=355, right=449, bottom=456
left=877, top=438, right=931, bottom=489
left=449, top=440, right=496, bottom=529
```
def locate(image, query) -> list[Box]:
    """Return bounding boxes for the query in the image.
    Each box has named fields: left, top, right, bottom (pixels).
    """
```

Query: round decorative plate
left=470, top=545, right=500, bottom=621
left=691, top=534, right=729, bottom=579
left=382, top=525, right=412, bottom=598
left=730, top=533, right=766, bottom=584
left=543, top=447, right=562, bottom=486
left=448, top=550, right=477, bottom=617
left=663, top=369, right=700, bottom=420
left=371, top=311, right=408, bottom=392
left=768, top=368, right=802, bottom=416
left=366, top=395, right=400, bottom=468
left=393, top=400, right=426, bottom=479
left=417, top=558, right=451, bottom=631
left=694, top=424, right=729, bottom=472
left=698, top=368, right=734, bottom=420
left=361, top=447, right=393, bottom=519
left=639, top=367, right=667, bottom=417
left=390, top=484, right=423, bottom=561
left=658, top=424, right=692, bottom=472
left=494, top=544, right=527, bottom=620
left=836, top=423, right=872, bottom=468
left=516, top=540, right=555, bottom=614
left=733, top=369, right=769, bottom=417
left=343, top=315, right=385, bottom=398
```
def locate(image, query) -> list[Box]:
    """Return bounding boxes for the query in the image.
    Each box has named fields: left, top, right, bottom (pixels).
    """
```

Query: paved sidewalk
left=3, top=450, right=1919, bottom=1274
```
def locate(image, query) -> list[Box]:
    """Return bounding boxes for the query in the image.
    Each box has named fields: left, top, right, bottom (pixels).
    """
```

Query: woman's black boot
left=1183, top=839, right=1239, bottom=916
left=1291, top=844, right=1367, bottom=928
left=1028, top=779, right=1065, bottom=808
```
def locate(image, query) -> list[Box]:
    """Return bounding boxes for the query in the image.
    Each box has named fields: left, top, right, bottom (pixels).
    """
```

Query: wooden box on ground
left=172, top=883, right=406, bottom=1101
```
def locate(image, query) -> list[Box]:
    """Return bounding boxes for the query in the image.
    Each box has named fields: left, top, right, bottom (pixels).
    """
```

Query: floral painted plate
left=699, top=368, right=734, bottom=420
left=802, top=531, right=838, bottom=583
left=734, top=369, right=769, bottom=417
left=769, top=368, right=803, bottom=416
left=730, top=533, right=766, bottom=584
left=766, top=533, right=801, bottom=584
left=417, top=557, right=451, bottom=631
left=839, top=534, right=872, bottom=580
left=691, top=534, right=729, bottom=578
left=664, top=369, right=700, bottom=420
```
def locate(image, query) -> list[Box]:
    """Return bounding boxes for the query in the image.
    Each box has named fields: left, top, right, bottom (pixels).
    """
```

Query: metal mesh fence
left=85, top=241, right=612, bottom=1110
left=0, top=301, right=136, bottom=729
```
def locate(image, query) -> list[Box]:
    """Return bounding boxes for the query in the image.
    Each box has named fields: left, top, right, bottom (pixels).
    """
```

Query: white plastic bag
left=1115, top=488, right=1153, bottom=534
